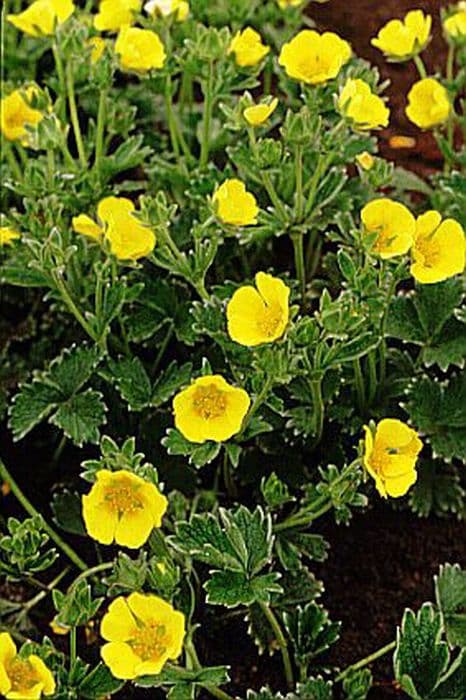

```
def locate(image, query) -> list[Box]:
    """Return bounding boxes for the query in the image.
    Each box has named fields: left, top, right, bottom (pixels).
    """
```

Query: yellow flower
left=363, top=419, right=422, bottom=498
left=72, top=196, right=156, bottom=260
left=228, top=28, right=270, bottom=68
left=410, top=211, right=466, bottom=284
left=100, top=593, right=185, bottom=679
left=243, top=97, right=278, bottom=126
left=1, top=88, right=43, bottom=144
left=144, top=0, right=189, bottom=21
left=444, top=11, right=466, bottom=37
left=50, top=618, right=70, bottom=635
left=0, top=632, right=55, bottom=699
left=279, top=30, right=351, bottom=85
left=356, top=152, right=375, bottom=171
left=173, top=375, right=250, bottom=443
left=0, top=227, right=21, bottom=246
left=94, top=0, right=140, bottom=32
left=7, top=0, right=74, bottom=36
left=88, top=36, right=106, bottom=64
left=277, top=0, right=303, bottom=7
left=82, top=469, right=168, bottom=548
left=406, top=78, right=451, bottom=129
left=338, top=79, right=389, bottom=130
left=227, top=272, right=290, bottom=346
left=213, top=179, right=258, bottom=226
left=115, top=26, right=166, bottom=73
left=371, top=10, right=431, bottom=60
left=361, top=198, right=415, bottom=259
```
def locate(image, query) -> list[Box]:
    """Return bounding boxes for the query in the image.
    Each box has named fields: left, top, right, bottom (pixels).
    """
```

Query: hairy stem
left=335, top=640, right=396, bottom=682
left=259, top=603, right=294, bottom=689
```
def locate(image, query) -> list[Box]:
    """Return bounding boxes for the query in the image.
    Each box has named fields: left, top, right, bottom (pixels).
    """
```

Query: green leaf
left=136, top=665, right=230, bottom=688
left=394, top=603, right=449, bottom=699
left=431, top=651, right=466, bottom=700
left=173, top=514, right=240, bottom=570
left=261, top=472, right=294, bottom=509
left=109, top=357, right=152, bottom=411
left=405, top=374, right=466, bottom=461
left=8, top=382, right=62, bottom=441
left=8, top=345, right=103, bottom=444
left=343, top=669, right=373, bottom=700
left=51, top=490, right=86, bottom=536
left=387, top=280, right=465, bottom=370
left=435, top=564, right=466, bottom=648
left=79, top=663, right=125, bottom=698
left=284, top=602, right=340, bottom=664
left=151, top=361, right=193, bottom=407
left=50, top=389, right=107, bottom=446
left=162, top=429, right=221, bottom=467
left=409, top=461, right=465, bottom=518
left=205, top=570, right=282, bottom=607
left=104, top=552, right=148, bottom=595
left=53, top=579, right=103, bottom=627
left=328, top=333, right=379, bottom=366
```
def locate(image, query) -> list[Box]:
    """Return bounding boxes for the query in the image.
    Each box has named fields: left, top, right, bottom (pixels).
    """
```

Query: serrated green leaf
left=395, top=603, right=449, bottom=699
left=173, top=514, right=241, bottom=570
left=8, top=382, right=62, bottom=441
left=284, top=602, right=340, bottom=664
left=79, top=663, right=125, bottom=698
left=435, top=564, right=466, bottom=648
left=405, top=374, right=466, bottom=461
left=109, top=356, right=152, bottom=411
left=47, top=345, right=102, bottom=397
left=136, top=665, right=229, bottom=687
left=50, top=389, right=107, bottom=446
left=431, top=651, right=466, bottom=700
left=343, top=669, right=372, bottom=700
left=205, top=570, right=282, bottom=607
left=151, top=361, right=193, bottom=407
left=409, top=461, right=465, bottom=518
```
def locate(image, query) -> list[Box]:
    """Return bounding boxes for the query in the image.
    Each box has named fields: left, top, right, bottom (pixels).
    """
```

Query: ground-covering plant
left=1, top=0, right=466, bottom=697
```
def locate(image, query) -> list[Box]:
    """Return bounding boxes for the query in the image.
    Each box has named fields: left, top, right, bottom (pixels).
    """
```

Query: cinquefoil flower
left=277, top=0, right=303, bottom=7
left=227, top=272, right=290, bottom=346
left=100, top=593, right=185, bottom=679
left=82, top=469, right=168, bottom=548
left=115, top=26, right=166, bottom=73
left=0, top=632, right=55, bottom=699
left=361, top=198, right=415, bottom=259
left=279, top=30, right=351, bottom=85
left=444, top=10, right=466, bottom=37
left=94, top=0, right=141, bottom=32
left=406, top=78, right=450, bottom=129
left=144, top=0, right=189, bottom=21
left=7, top=0, right=74, bottom=36
left=364, top=419, right=422, bottom=498
left=213, top=179, right=258, bottom=226
left=356, top=152, right=375, bottom=171
left=0, top=227, right=21, bottom=246
left=72, top=196, right=156, bottom=260
left=411, top=211, right=466, bottom=284
left=173, top=375, right=250, bottom=443
left=1, top=88, right=43, bottom=144
left=243, top=97, right=278, bottom=127
left=228, top=28, right=270, bottom=67
left=338, top=79, right=389, bottom=130
left=371, top=10, right=431, bottom=60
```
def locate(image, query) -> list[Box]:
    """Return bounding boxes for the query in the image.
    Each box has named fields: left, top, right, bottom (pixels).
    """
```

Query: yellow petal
left=101, top=641, right=139, bottom=679
left=114, top=507, right=155, bottom=548
left=72, top=214, right=102, bottom=240
left=100, top=597, right=138, bottom=642
left=384, top=469, right=417, bottom=498
left=29, top=656, right=56, bottom=696
left=0, top=634, right=16, bottom=666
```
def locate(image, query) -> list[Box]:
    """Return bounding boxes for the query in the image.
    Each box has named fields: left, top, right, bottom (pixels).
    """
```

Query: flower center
left=131, top=623, right=169, bottom=661
left=372, top=226, right=396, bottom=253
left=6, top=110, right=26, bottom=129
left=7, top=658, right=37, bottom=691
left=414, top=236, right=440, bottom=268
left=104, top=482, right=142, bottom=513
left=257, top=305, right=282, bottom=338
left=193, top=384, right=227, bottom=420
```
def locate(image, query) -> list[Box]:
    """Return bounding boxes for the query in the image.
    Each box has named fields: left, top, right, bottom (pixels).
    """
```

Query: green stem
left=367, top=350, right=378, bottom=406
left=309, top=376, right=324, bottom=446
left=199, top=60, right=214, bottom=169
left=4, top=142, right=23, bottom=182
left=335, top=640, right=396, bottom=682
left=94, top=88, right=107, bottom=178
left=46, top=148, right=55, bottom=188
left=259, top=603, right=294, bottom=689
left=222, top=451, right=238, bottom=500
left=52, top=41, right=66, bottom=121
left=165, top=75, right=180, bottom=161
left=18, top=568, right=70, bottom=621
left=65, top=61, right=87, bottom=167
left=151, top=321, right=174, bottom=376
left=292, top=233, right=306, bottom=306
left=184, top=639, right=234, bottom=700
left=0, top=457, right=88, bottom=571
left=71, top=561, right=113, bottom=587
left=353, top=358, right=365, bottom=412
left=69, top=626, right=77, bottom=669
left=239, top=375, right=273, bottom=438
left=378, top=272, right=398, bottom=396
left=52, top=271, right=103, bottom=349
left=413, top=54, right=427, bottom=80
left=294, top=145, right=304, bottom=221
